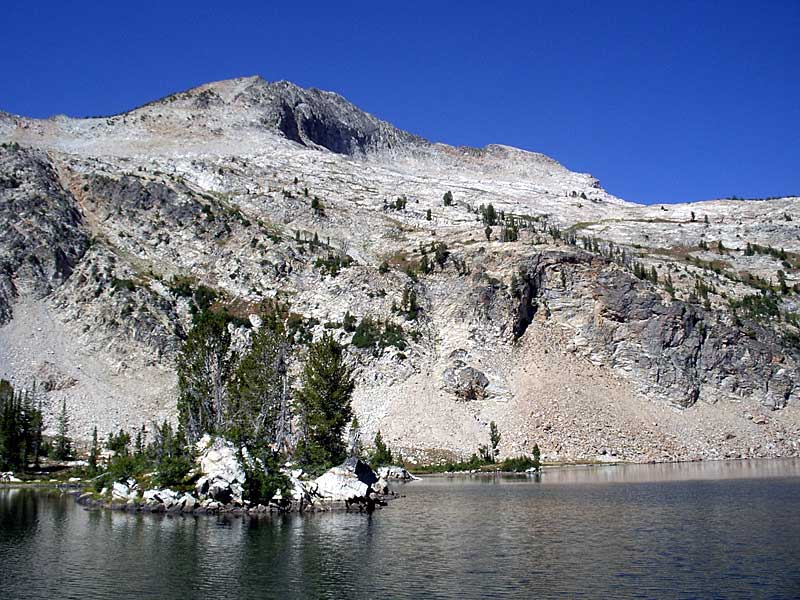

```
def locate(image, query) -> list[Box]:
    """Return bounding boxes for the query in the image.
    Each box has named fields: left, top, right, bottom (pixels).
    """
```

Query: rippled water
left=2, top=460, right=800, bottom=599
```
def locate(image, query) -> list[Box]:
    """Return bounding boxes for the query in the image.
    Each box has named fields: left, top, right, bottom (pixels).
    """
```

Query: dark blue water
left=2, top=460, right=799, bottom=599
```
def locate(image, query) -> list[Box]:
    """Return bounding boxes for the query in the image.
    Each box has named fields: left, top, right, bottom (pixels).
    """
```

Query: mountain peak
left=125, top=76, right=424, bottom=156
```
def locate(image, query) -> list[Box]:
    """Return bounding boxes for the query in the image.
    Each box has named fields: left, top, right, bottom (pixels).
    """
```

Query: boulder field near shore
left=76, top=435, right=416, bottom=516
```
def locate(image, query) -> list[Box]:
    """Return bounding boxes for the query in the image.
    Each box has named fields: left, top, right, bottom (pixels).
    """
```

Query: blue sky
left=1, top=1, right=798, bottom=204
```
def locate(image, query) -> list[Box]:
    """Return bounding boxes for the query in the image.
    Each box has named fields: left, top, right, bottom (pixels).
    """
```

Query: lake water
left=2, top=460, right=800, bottom=599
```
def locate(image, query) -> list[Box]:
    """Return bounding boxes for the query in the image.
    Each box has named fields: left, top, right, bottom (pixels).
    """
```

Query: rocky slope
left=1, top=76, right=799, bottom=463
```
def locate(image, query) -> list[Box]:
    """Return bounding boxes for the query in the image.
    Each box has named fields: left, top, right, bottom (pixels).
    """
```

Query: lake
left=2, top=460, right=799, bottom=599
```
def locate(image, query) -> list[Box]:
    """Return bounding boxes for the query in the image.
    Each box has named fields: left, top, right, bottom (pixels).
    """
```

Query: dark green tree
left=53, top=398, right=72, bottom=461
left=342, top=311, right=357, bottom=332
left=134, top=425, right=146, bottom=456
left=0, top=381, right=22, bottom=470
left=371, top=430, right=393, bottom=467
left=88, top=426, right=100, bottom=475
left=443, top=190, right=453, bottom=206
left=481, top=203, right=497, bottom=226
left=489, top=421, right=501, bottom=462
left=532, top=443, right=541, bottom=470
left=295, top=333, right=355, bottom=469
left=107, top=429, right=131, bottom=455
left=149, top=421, right=194, bottom=488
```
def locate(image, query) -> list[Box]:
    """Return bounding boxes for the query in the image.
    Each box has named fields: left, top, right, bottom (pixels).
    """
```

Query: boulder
left=442, top=361, right=490, bottom=401
left=374, top=477, right=389, bottom=494
left=314, top=457, right=379, bottom=502
left=196, top=435, right=246, bottom=484
left=194, top=435, right=247, bottom=505
left=112, top=481, right=133, bottom=500
left=377, top=465, right=418, bottom=481
left=0, top=472, right=22, bottom=483
left=143, top=488, right=178, bottom=505
left=179, top=494, right=197, bottom=512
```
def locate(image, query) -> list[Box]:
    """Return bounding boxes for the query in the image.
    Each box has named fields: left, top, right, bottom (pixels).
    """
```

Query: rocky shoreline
left=71, top=488, right=401, bottom=516
left=64, top=436, right=419, bottom=517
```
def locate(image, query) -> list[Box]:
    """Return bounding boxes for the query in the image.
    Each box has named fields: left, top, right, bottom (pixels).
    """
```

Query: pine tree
left=532, top=443, right=541, bottom=470
left=665, top=273, right=675, bottom=297
left=54, top=398, right=72, bottom=460
left=295, top=333, right=355, bottom=469
left=443, top=191, right=453, bottom=206
left=426, top=208, right=432, bottom=221
left=134, top=425, right=145, bottom=456
left=371, top=430, right=393, bottom=467
left=88, top=426, right=100, bottom=475
left=481, top=203, right=497, bottom=226
left=489, top=421, right=501, bottom=463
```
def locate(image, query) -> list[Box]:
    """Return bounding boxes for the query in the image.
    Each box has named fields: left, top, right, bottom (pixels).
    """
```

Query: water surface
left=2, top=460, right=799, bottom=599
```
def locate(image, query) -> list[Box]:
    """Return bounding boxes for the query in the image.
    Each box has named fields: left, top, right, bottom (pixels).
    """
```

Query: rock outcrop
left=95, top=448, right=393, bottom=515
left=194, top=435, right=246, bottom=505
left=512, top=250, right=798, bottom=409
left=0, top=145, right=88, bottom=323
left=314, top=457, right=380, bottom=503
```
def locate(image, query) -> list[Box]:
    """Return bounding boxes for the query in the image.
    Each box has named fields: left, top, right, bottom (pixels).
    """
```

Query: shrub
left=498, top=456, right=539, bottom=472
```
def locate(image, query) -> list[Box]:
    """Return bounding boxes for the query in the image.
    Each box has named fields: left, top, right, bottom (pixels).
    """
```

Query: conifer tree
left=371, top=430, right=393, bottom=467
left=532, top=443, right=541, bottom=470
left=177, top=311, right=235, bottom=443
left=54, top=398, right=72, bottom=460
left=295, top=333, right=355, bottom=469
left=489, top=421, right=501, bottom=462
left=88, top=426, right=100, bottom=475
left=227, top=324, right=292, bottom=450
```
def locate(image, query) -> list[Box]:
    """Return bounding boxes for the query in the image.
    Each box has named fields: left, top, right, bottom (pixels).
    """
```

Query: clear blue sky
left=1, top=1, right=798, bottom=204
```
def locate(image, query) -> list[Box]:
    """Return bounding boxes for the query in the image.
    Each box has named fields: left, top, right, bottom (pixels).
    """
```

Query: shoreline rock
left=74, top=453, right=409, bottom=517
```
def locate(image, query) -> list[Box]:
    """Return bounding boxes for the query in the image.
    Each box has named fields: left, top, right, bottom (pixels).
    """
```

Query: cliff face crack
left=512, top=254, right=545, bottom=339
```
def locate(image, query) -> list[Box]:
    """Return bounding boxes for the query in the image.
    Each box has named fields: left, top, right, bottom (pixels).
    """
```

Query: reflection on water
left=534, top=457, right=800, bottom=485
left=1, top=460, right=799, bottom=599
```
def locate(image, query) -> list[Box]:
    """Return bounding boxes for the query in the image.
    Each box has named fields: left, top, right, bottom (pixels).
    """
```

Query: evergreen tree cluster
left=96, top=420, right=194, bottom=490
left=177, top=303, right=358, bottom=479
left=0, top=380, right=44, bottom=472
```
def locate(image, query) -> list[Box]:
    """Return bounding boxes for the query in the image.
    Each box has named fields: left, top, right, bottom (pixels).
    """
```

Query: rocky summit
left=1, top=75, right=799, bottom=464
